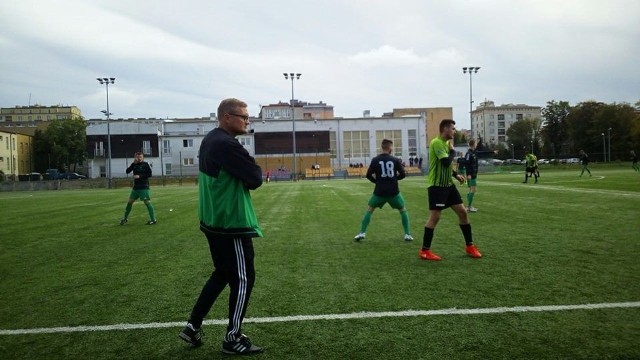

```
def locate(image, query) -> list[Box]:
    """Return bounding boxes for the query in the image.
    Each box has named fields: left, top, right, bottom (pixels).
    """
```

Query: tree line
left=478, top=100, right=639, bottom=161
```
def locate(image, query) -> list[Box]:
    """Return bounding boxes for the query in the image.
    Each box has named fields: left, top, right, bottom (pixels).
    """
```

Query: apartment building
left=0, top=131, right=34, bottom=177
left=471, top=101, right=541, bottom=145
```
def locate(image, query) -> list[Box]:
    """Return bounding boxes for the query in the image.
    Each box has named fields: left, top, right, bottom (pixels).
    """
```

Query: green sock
left=145, top=201, right=156, bottom=221
left=124, top=203, right=132, bottom=219
left=400, top=210, right=410, bottom=234
left=467, top=192, right=475, bottom=207
left=360, top=211, right=372, bottom=233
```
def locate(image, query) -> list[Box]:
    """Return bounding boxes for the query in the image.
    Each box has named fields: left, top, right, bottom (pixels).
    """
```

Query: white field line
left=1, top=301, right=638, bottom=336
left=485, top=180, right=640, bottom=197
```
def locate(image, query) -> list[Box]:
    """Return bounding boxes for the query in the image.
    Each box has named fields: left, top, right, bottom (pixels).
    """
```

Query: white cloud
left=347, top=45, right=463, bottom=68
left=0, top=0, right=639, bottom=126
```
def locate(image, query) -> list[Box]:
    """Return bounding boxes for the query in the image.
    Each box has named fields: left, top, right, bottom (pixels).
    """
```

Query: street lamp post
left=283, top=72, right=301, bottom=179
left=97, top=77, right=115, bottom=188
left=601, top=133, right=606, bottom=162
left=607, top=128, right=612, bottom=162
left=462, top=66, right=480, bottom=140
left=511, top=143, right=514, bottom=160
left=531, top=140, right=534, bottom=153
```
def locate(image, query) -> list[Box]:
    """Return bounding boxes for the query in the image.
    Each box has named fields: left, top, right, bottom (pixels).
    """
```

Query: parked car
left=566, top=158, right=580, bottom=164
left=60, top=172, right=87, bottom=180
left=504, top=159, right=523, bottom=165
left=491, top=159, right=504, bottom=165
left=538, top=159, right=550, bottom=164
left=44, top=169, right=63, bottom=180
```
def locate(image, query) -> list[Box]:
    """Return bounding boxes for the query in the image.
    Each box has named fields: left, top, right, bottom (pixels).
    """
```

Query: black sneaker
left=178, top=323, right=203, bottom=347
left=221, top=334, right=264, bottom=355
left=119, top=218, right=128, bottom=225
left=146, top=220, right=157, bottom=225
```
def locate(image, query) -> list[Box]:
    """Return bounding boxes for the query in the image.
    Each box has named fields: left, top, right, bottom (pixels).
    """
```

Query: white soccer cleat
left=404, top=234, right=414, bottom=241
left=354, top=233, right=366, bottom=241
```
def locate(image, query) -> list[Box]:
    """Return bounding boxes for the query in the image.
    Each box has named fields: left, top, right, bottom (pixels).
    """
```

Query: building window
left=498, top=121, right=505, bottom=128
left=498, top=114, right=505, bottom=120
left=329, top=132, right=337, bottom=158
left=162, top=140, right=171, bottom=154
left=343, top=130, right=370, bottom=158
left=165, top=163, right=172, bottom=175
left=183, top=139, right=194, bottom=148
left=375, top=130, right=402, bottom=157
left=183, top=157, right=194, bottom=166
left=239, top=137, right=251, bottom=146
left=95, top=142, right=105, bottom=156
left=408, top=129, right=417, bottom=156
left=142, top=140, right=152, bottom=155
left=516, top=114, right=523, bottom=120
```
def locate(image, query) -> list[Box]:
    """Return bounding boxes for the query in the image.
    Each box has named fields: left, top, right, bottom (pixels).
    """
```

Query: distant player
left=354, top=139, right=413, bottom=242
left=523, top=150, right=539, bottom=183
left=419, top=119, right=482, bottom=261
left=631, top=150, right=639, bottom=172
left=119, top=152, right=157, bottom=225
left=579, top=150, right=592, bottom=177
left=463, top=140, right=479, bottom=211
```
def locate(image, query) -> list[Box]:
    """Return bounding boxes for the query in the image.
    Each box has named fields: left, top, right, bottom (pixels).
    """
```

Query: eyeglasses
left=227, top=113, right=250, bottom=121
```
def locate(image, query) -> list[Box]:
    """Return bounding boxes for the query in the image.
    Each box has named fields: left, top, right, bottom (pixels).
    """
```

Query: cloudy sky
left=1, top=0, right=638, bottom=129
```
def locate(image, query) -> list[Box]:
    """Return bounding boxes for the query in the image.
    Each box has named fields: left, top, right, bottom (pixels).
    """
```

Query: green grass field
left=1, top=165, right=639, bottom=359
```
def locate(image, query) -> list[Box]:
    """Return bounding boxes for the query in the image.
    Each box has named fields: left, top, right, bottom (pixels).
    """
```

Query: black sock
left=459, top=223, right=473, bottom=246
left=422, top=227, right=434, bottom=249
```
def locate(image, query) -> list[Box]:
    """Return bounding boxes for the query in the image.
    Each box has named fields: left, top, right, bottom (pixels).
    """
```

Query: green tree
left=540, top=100, right=570, bottom=157
left=453, top=131, right=468, bottom=146
left=33, top=117, right=87, bottom=172
left=506, top=118, right=542, bottom=159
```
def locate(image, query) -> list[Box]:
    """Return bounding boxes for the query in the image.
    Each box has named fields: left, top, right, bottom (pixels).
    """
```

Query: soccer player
left=463, top=139, right=479, bottom=211
left=354, top=139, right=413, bottom=242
left=631, top=150, right=639, bottom=172
left=178, top=98, right=264, bottom=355
left=522, top=150, right=539, bottom=184
left=119, top=152, right=157, bottom=225
left=419, top=119, right=482, bottom=261
left=579, top=149, right=592, bottom=177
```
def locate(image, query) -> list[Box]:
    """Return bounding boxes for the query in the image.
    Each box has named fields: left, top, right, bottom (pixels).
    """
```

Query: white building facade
left=471, top=101, right=542, bottom=145
left=85, top=114, right=428, bottom=178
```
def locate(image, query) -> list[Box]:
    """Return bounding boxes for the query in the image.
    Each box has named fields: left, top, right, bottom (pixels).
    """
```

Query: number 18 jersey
left=365, top=153, right=406, bottom=197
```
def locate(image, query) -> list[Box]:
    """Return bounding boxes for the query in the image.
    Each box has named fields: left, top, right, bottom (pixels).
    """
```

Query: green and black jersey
left=428, top=137, right=456, bottom=187
left=198, top=128, right=263, bottom=238
left=525, top=153, right=538, bottom=168
left=365, top=153, right=406, bottom=197
left=464, top=148, right=479, bottom=177
left=126, top=161, right=152, bottom=190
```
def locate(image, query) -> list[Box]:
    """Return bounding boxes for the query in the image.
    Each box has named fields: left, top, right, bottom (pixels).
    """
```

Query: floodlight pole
left=601, top=133, right=606, bottom=162
left=607, top=127, right=612, bottom=162
left=283, top=72, right=301, bottom=179
left=462, top=66, right=480, bottom=141
left=511, top=143, right=514, bottom=160
left=97, top=77, right=115, bottom=188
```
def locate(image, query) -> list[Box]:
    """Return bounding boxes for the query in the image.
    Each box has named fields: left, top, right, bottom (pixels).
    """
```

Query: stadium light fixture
left=283, top=72, right=302, bottom=179
left=97, top=77, right=115, bottom=188
left=462, top=66, right=480, bottom=141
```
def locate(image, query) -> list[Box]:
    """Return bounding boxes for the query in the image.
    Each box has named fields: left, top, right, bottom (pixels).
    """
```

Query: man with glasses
left=179, top=98, right=264, bottom=355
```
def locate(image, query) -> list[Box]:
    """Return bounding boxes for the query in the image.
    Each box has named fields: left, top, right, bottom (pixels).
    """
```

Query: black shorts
left=428, top=186, right=463, bottom=210
left=526, top=167, right=536, bottom=173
